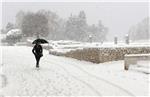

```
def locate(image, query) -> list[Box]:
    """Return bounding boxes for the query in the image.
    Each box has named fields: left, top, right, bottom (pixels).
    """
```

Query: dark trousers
left=34, top=54, right=41, bottom=68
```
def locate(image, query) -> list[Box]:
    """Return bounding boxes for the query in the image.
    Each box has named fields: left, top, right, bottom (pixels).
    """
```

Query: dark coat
left=32, top=44, right=43, bottom=57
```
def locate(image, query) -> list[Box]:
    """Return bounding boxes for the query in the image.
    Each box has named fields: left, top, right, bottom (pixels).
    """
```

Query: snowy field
left=0, top=46, right=149, bottom=96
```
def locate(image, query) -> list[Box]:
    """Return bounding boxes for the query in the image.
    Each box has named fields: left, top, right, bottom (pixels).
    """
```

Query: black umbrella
left=32, top=38, right=49, bottom=44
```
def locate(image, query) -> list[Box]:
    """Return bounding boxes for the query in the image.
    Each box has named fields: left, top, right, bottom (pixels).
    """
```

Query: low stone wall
left=64, top=47, right=150, bottom=63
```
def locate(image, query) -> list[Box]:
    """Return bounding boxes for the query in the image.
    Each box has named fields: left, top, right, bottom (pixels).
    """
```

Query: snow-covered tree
left=129, top=17, right=149, bottom=41
left=21, top=11, right=49, bottom=38
left=4, top=22, right=15, bottom=34
left=15, top=10, right=25, bottom=28
left=88, top=20, right=108, bottom=42
left=52, top=18, right=66, bottom=40
left=14, top=9, right=108, bottom=42
left=65, top=11, right=88, bottom=41
left=5, top=29, right=22, bottom=45
left=41, top=10, right=60, bottom=40
left=78, top=11, right=88, bottom=41
left=97, top=20, right=108, bottom=43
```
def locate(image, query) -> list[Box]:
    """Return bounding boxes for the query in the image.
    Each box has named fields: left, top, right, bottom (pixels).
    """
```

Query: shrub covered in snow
left=4, top=29, right=22, bottom=45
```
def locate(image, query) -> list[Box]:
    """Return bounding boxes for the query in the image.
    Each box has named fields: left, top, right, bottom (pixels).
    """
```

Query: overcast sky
left=1, top=1, right=149, bottom=41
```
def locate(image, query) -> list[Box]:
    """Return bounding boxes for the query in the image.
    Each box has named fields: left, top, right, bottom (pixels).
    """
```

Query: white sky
left=0, top=0, right=149, bottom=41
left=1, top=0, right=150, bottom=2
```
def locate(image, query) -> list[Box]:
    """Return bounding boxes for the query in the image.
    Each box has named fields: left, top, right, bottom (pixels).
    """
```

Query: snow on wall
left=64, top=47, right=150, bottom=63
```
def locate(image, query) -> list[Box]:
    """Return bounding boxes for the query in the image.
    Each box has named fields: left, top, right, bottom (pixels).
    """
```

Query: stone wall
left=64, top=46, right=150, bottom=63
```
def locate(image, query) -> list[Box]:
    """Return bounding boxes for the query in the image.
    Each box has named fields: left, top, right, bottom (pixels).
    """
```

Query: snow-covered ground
left=50, top=40, right=150, bottom=54
left=50, top=40, right=150, bottom=49
left=0, top=46, right=149, bottom=96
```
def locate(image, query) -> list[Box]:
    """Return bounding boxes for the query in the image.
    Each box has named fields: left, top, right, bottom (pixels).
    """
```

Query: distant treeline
left=1, top=10, right=108, bottom=42
left=128, top=17, right=149, bottom=41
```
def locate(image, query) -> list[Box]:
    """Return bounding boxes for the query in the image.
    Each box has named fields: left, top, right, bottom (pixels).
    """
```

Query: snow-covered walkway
left=0, top=46, right=149, bottom=96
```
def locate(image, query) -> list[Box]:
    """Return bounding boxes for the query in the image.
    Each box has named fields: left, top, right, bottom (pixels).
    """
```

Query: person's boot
left=36, top=66, right=39, bottom=68
left=36, top=64, right=40, bottom=70
left=36, top=63, right=39, bottom=68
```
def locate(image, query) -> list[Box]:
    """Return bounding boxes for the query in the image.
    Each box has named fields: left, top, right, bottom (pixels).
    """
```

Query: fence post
left=125, top=34, right=129, bottom=44
left=89, top=35, right=92, bottom=43
left=114, top=36, right=118, bottom=44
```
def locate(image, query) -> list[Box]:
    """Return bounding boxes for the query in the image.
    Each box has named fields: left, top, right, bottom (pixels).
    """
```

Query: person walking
left=32, top=42, right=43, bottom=68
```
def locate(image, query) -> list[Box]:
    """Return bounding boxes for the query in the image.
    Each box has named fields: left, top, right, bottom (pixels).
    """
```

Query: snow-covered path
left=1, top=46, right=149, bottom=96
